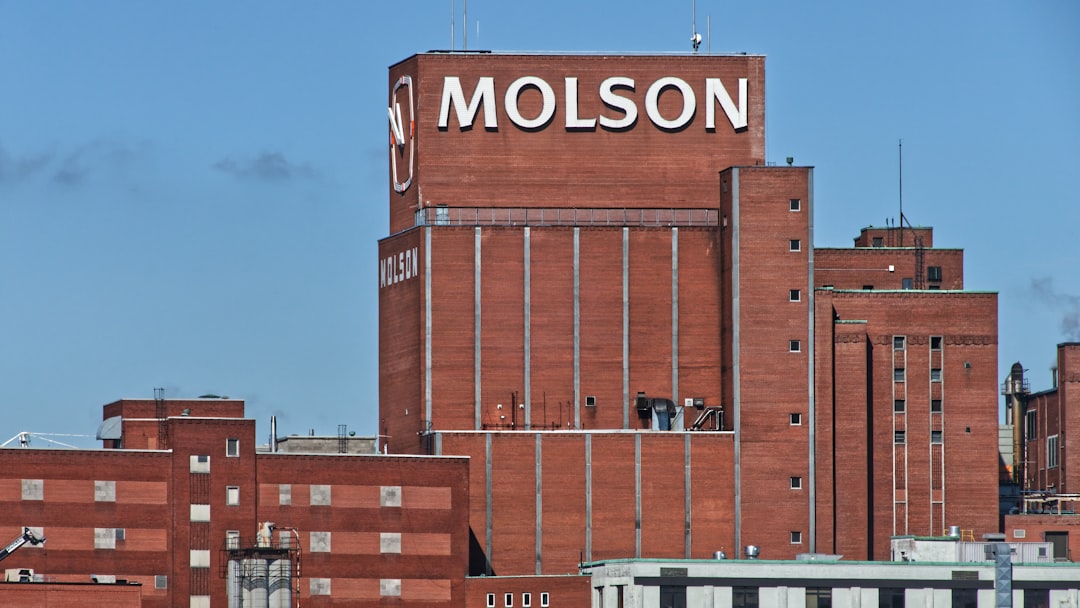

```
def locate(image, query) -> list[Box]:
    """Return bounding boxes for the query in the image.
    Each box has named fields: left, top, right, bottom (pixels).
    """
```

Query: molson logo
left=380, top=247, right=418, bottom=289
left=437, top=75, right=748, bottom=132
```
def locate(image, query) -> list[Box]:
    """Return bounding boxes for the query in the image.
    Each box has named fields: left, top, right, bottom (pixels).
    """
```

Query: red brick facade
left=0, top=399, right=470, bottom=607
left=379, top=52, right=1002, bottom=574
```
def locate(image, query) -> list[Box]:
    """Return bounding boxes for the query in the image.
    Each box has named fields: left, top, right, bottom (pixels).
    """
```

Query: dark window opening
left=659, top=586, right=686, bottom=608
left=928, top=266, right=942, bottom=282
left=951, top=589, right=978, bottom=608
left=894, top=431, right=906, bottom=444
left=931, top=336, right=943, bottom=350
left=878, top=588, right=905, bottom=608
left=806, top=587, right=832, bottom=608
left=894, top=400, right=905, bottom=413
left=872, top=237, right=883, bottom=247
left=733, top=587, right=759, bottom=608
left=931, top=399, right=943, bottom=413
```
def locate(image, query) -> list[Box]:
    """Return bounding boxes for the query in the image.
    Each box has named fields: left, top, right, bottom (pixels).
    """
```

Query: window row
left=892, top=368, right=942, bottom=382
left=894, top=430, right=943, bottom=444
left=487, top=592, right=550, bottom=608
left=649, top=585, right=1002, bottom=608
left=893, top=399, right=944, bottom=413
left=893, top=336, right=944, bottom=351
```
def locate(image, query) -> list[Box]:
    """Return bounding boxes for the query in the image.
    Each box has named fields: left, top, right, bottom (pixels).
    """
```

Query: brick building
left=378, top=51, right=1000, bottom=576
left=1003, top=343, right=1080, bottom=561
left=0, top=398, right=471, bottom=607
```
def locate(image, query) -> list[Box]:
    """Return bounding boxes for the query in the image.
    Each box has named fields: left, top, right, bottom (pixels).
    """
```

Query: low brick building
left=0, top=398, right=470, bottom=607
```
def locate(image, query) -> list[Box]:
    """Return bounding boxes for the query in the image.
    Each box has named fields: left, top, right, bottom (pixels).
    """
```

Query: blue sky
left=1, top=1, right=1077, bottom=447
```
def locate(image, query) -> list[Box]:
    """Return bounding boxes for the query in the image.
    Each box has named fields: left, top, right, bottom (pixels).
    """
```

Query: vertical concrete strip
left=574, top=228, right=581, bottom=430
left=485, top=432, right=493, bottom=572
left=585, top=433, right=593, bottom=561
left=807, top=168, right=817, bottom=551
left=685, top=433, right=692, bottom=558
left=635, top=432, right=642, bottom=558
left=425, top=226, right=433, bottom=426
left=524, top=227, right=531, bottom=429
left=731, top=168, right=742, bottom=552
left=535, top=433, right=542, bottom=574
left=623, top=227, right=630, bottom=429
left=672, top=227, right=680, bottom=429
left=475, top=227, right=482, bottom=429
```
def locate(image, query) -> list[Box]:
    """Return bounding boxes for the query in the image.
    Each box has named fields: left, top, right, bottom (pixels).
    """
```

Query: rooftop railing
left=415, top=206, right=719, bottom=228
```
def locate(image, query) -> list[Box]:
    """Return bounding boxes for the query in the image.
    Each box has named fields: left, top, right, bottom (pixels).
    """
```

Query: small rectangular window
left=789, top=289, right=801, bottom=302
left=154, top=575, right=168, bottom=589
left=1026, top=411, right=1037, bottom=440
left=902, top=277, right=914, bottom=290
left=226, top=438, right=240, bottom=457
left=790, top=413, right=802, bottom=425
left=789, top=239, right=801, bottom=252
left=789, top=198, right=801, bottom=211
left=931, top=431, right=943, bottom=444
left=1048, top=435, right=1059, bottom=468
left=872, top=237, right=884, bottom=248
left=894, top=431, right=906, bottom=444
left=790, top=476, right=802, bottom=489
left=790, top=531, right=802, bottom=544
left=114, top=528, right=126, bottom=541
left=928, top=266, right=942, bottom=282
left=789, top=340, right=801, bottom=352
left=541, top=593, right=550, bottom=607
left=523, top=592, right=532, bottom=607
left=226, top=530, right=240, bottom=550
left=505, top=592, right=514, bottom=607
left=893, top=336, right=906, bottom=350
left=931, top=336, right=943, bottom=350
left=931, top=368, right=942, bottom=382
left=931, top=399, right=943, bottom=413
left=226, top=486, right=240, bottom=506
left=894, top=400, right=905, bottom=413
left=487, top=593, right=496, bottom=608
left=862, top=284, right=874, bottom=290
left=894, top=368, right=905, bottom=382
left=585, top=395, right=597, bottom=407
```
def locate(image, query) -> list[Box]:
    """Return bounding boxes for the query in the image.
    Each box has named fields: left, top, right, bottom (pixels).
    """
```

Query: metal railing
left=415, top=206, right=719, bottom=228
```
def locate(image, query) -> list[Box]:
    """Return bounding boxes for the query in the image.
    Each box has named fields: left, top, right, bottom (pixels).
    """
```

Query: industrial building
left=378, top=51, right=999, bottom=575
left=0, top=398, right=471, bottom=607
left=0, top=49, right=1018, bottom=606
left=1002, top=343, right=1080, bottom=561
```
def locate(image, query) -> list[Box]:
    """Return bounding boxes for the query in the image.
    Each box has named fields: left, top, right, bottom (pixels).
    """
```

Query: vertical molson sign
left=386, top=53, right=766, bottom=234
left=379, top=246, right=419, bottom=289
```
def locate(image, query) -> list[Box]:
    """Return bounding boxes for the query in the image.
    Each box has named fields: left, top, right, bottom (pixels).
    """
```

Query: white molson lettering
left=380, top=247, right=419, bottom=289
left=438, top=75, right=747, bottom=131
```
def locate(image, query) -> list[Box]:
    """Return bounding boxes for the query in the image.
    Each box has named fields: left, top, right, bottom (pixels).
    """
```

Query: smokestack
left=270, top=416, right=278, bottom=453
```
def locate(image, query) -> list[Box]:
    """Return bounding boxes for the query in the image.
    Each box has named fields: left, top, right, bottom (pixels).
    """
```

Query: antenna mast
left=898, top=139, right=904, bottom=247
left=691, top=0, right=702, bottom=53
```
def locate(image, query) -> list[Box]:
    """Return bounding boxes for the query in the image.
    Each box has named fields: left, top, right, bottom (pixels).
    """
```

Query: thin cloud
left=51, top=140, right=145, bottom=187
left=213, top=152, right=318, bottom=182
left=1031, top=277, right=1080, bottom=341
left=0, top=143, right=53, bottom=184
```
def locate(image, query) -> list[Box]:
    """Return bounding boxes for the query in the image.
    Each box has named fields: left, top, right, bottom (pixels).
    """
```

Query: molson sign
left=386, top=53, right=766, bottom=233
left=437, top=75, right=747, bottom=132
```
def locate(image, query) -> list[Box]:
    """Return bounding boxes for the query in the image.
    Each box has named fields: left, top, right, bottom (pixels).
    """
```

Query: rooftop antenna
left=691, top=0, right=702, bottom=53
left=898, top=139, right=904, bottom=247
